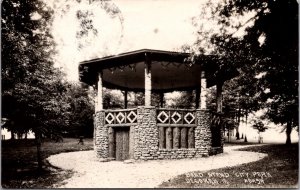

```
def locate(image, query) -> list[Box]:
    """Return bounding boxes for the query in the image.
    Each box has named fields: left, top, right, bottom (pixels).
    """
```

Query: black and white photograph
left=1, top=0, right=299, bottom=188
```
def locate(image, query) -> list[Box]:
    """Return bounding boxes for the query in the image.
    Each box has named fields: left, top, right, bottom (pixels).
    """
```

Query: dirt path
left=47, top=145, right=267, bottom=188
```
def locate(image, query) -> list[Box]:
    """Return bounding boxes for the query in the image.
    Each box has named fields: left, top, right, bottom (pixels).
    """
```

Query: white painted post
left=96, top=71, right=103, bottom=111
left=145, top=53, right=152, bottom=107
left=200, top=71, right=207, bottom=109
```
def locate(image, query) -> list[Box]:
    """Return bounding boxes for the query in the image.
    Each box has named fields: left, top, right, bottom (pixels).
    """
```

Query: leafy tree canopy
left=189, top=0, right=298, bottom=144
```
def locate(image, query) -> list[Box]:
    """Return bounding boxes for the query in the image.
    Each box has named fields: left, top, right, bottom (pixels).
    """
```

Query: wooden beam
left=108, top=127, right=115, bottom=158
left=166, top=127, right=173, bottom=149
left=124, top=90, right=128, bottom=109
left=173, top=127, right=180, bottom=149
left=158, top=127, right=165, bottom=149
left=180, top=127, right=188, bottom=148
left=145, top=53, right=152, bottom=107
left=188, top=127, right=195, bottom=148
left=195, top=88, right=200, bottom=109
left=159, top=92, right=164, bottom=108
left=129, top=126, right=134, bottom=159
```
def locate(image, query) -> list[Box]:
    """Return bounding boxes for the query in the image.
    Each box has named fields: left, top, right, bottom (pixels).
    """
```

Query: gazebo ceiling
left=79, top=49, right=238, bottom=92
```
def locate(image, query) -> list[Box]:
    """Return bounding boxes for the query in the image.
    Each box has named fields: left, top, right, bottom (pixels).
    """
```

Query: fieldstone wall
left=93, top=107, right=223, bottom=161
left=195, top=109, right=212, bottom=157
left=134, top=106, right=159, bottom=160
left=94, top=111, right=109, bottom=158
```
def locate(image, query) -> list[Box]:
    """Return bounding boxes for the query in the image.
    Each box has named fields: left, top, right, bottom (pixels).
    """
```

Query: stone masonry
left=134, top=106, right=159, bottom=160
left=94, top=107, right=223, bottom=161
left=94, top=111, right=108, bottom=158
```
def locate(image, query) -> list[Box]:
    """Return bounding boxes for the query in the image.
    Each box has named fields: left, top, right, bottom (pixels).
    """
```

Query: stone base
left=94, top=108, right=223, bottom=161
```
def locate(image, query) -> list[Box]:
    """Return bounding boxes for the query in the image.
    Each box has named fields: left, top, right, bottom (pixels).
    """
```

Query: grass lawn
left=159, top=143, right=298, bottom=188
left=1, top=138, right=93, bottom=188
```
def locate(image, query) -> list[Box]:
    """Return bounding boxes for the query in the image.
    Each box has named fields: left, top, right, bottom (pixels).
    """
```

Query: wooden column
left=159, top=127, right=165, bottom=149
left=159, top=92, right=164, bottom=108
left=96, top=71, right=103, bottom=111
left=200, top=71, right=207, bottom=109
left=180, top=127, right=188, bottom=148
left=173, top=127, right=180, bottom=149
left=124, top=90, right=128, bottom=109
left=108, top=127, right=115, bottom=158
left=129, top=126, right=134, bottom=159
left=188, top=127, right=195, bottom=148
left=166, top=127, right=173, bottom=149
left=145, top=53, right=152, bottom=107
left=195, top=88, right=200, bottom=109
left=216, top=81, right=223, bottom=113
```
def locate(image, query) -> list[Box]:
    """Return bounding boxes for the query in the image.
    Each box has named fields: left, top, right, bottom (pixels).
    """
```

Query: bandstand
left=79, top=49, right=238, bottom=161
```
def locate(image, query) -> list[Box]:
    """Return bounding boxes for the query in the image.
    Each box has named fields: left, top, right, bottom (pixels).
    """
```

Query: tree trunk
left=236, top=108, right=241, bottom=140
left=286, top=121, right=292, bottom=145
left=35, top=131, right=43, bottom=171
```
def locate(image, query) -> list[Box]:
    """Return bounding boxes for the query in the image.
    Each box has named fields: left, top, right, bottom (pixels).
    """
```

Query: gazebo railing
left=104, top=108, right=138, bottom=126
left=156, top=108, right=196, bottom=126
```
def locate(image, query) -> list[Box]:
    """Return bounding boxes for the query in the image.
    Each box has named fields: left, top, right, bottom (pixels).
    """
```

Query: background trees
left=1, top=0, right=70, bottom=169
left=1, top=0, right=96, bottom=169
left=64, top=83, right=94, bottom=138
left=190, top=0, right=298, bottom=144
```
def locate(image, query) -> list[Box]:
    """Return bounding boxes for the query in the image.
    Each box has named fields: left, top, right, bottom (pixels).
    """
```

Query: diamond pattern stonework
left=157, top=111, right=169, bottom=123
left=127, top=111, right=137, bottom=123
left=116, top=112, right=125, bottom=124
left=184, top=112, right=195, bottom=124
left=105, top=113, right=115, bottom=124
left=171, top=111, right=181, bottom=124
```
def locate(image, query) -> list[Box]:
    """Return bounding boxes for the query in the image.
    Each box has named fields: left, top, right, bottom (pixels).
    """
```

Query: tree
left=1, top=0, right=69, bottom=170
left=190, top=0, right=298, bottom=145
left=65, top=83, right=94, bottom=138
left=252, top=120, right=268, bottom=144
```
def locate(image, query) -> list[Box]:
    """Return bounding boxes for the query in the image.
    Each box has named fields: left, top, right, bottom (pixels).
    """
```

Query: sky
left=51, top=0, right=208, bottom=81
left=50, top=0, right=257, bottom=81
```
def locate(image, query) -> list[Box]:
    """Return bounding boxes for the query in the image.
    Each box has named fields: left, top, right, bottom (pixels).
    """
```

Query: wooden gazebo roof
left=79, top=49, right=238, bottom=92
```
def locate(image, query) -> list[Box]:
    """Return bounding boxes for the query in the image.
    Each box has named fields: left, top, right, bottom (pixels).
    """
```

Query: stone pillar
left=195, top=109, right=212, bottom=157
left=96, top=72, right=103, bottom=112
left=200, top=71, right=207, bottom=109
left=94, top=111, right=109, bottom=158
left=216, top=81, right=223, bottom=113
left=134, top=106, right=158, bottom=160
left=145, top=54, right=152, bottom=107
